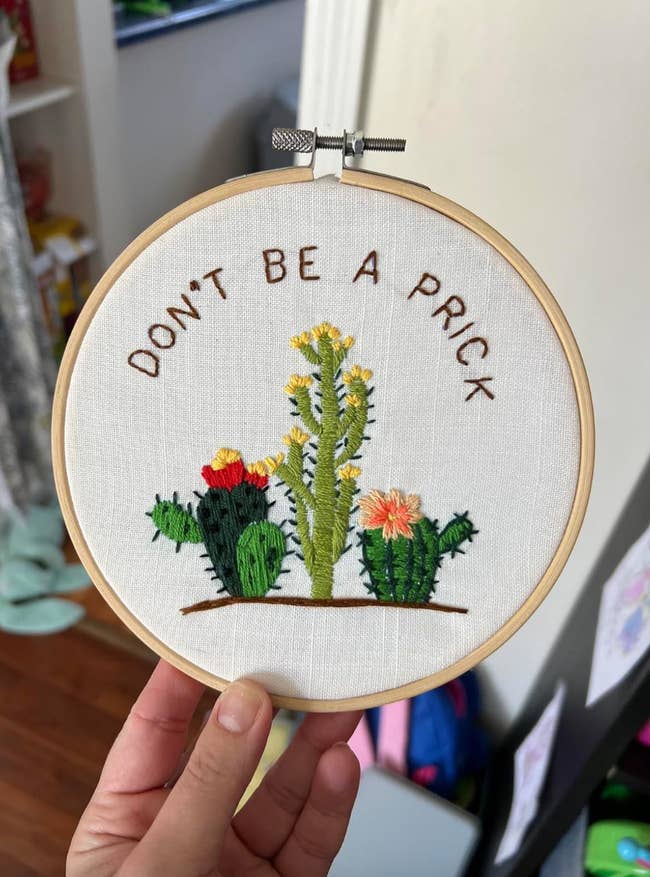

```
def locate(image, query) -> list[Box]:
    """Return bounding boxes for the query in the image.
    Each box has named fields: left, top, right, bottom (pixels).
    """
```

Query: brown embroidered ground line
left=180, top=596, right=469, bottom=614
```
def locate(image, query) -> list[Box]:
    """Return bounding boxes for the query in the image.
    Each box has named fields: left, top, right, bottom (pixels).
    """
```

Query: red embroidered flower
left=201, top=448, right=244, bottom=491
left=243, top=461, right=269, bottom=490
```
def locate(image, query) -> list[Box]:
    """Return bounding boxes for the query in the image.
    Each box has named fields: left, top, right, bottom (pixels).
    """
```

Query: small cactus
left=148, top=493, right=202, bottom=552
left=148, top=450, right=287, bottom=597
left=358, top=489, right=477, bottom=603
left=236, top=520, right=286, bottom=597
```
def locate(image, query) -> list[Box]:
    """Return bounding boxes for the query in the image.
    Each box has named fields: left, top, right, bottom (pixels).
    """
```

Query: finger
left=98, top=660, right=205, bottom=794
left=234, top=709, right=362, bottom=858
left=274, top=742, right=360, bottom=877
left=127, top=679, right=272, bottom=875
left=68, top=662, right=205, bottom=874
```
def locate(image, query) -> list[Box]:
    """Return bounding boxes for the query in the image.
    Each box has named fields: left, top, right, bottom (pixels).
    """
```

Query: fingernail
left=215, top=681, right=262, bottom=734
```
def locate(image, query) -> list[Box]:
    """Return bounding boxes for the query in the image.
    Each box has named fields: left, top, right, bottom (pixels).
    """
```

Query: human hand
left=67, top=661, right=361, bottom=876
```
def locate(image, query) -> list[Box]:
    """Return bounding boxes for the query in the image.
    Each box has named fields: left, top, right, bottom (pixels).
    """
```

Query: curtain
left=0, top=24, right=56, bottom=514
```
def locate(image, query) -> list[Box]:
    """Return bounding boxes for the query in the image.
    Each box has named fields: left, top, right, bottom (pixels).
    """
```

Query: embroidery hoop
left=52, top=163, right=594, bottom=711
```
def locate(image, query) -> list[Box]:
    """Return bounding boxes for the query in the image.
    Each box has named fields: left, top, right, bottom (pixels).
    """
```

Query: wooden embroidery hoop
left=52, top=164, right=594, bottom=711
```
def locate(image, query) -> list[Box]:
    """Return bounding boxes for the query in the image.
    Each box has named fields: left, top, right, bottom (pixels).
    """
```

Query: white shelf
left=7, top=76, right=75, bottom=119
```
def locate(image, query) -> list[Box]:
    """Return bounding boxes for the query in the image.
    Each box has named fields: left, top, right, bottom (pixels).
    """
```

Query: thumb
left=126, top=678, right=272, bottom=876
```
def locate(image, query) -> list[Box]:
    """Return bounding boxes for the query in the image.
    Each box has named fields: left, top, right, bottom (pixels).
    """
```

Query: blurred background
left=0, top=1, right=648, bottom=875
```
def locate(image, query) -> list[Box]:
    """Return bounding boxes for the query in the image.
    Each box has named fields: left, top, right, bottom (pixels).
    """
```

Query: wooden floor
left=0, top=596, right=162, bottom=876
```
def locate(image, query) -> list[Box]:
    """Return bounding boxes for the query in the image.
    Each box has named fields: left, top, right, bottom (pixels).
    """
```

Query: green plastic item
left=586, top=820, right=650, bottom=876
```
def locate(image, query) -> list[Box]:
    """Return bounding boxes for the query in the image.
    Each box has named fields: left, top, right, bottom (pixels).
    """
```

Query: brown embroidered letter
left=299, top=246, right=320, bottom=281
left=464, top=377, right=494, bottom=402
left=148, top=324, right=176, bottom=349
left=166, top=294, right=200, bottom=330
left=263, top=249, right=286, bottom=284
left=408, top=272, right=440, bottom=299
left=202, top=268, right=226, bottom=299
left=353, top=250, right=379, bottom=285
left=128, top=349, right=159, bottom=378
left=432, top=295, right=466, bottom=331
left=456, top=337, right=489, bottom=365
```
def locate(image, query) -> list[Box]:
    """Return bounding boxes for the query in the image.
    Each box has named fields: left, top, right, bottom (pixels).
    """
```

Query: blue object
left=366, top=672, right=489, bottom=801
left=618, top=837, right=650, bottom=865
left=0, top=503, right=88, bottom=635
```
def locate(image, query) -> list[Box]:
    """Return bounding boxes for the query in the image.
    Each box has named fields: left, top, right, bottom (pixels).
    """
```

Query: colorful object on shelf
left=121, top=0, right=172, bottom=17
left=29, top=213, right=97, bottom=354
left=0, top=503, right=88, bottom=634
left=352, top=672, right=489, bottom=808
left=0, top=0, right=38, bottom=83
left=586, top=821, right=650, bottom=876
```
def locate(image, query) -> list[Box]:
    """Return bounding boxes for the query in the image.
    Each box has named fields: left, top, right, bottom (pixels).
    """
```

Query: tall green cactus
left=358, top=489, right=477, bottom=603
left=270, top=323, right=373, bottom=599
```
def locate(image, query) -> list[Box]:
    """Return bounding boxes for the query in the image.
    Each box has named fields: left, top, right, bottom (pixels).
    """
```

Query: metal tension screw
left=272, top=127, right=406, bottom=156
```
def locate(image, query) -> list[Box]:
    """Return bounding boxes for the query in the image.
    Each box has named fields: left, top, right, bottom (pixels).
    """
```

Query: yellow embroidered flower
left=289, top=331, right=311, bottom=349
left=345, top=393, right=363, bottom=408
left=332, top=340, right=342, bottom=352
left=284, top=374, right=314, bottom=395
left=342, top=336, right=355, bottom=349
left=342, top=364, right=373, bottom=384
left=210, top=448, right=241, bottom=470
left=359, top=489, right=423, bottom=540
left=263, top=453, right=285, bottom=475
left=311, top=321, right=341, bottom=341
left=282, top=426, right=310, bottom=447
left=339, top=464, right=362, bottom=481
left=245, top=460, right=267, bottom=477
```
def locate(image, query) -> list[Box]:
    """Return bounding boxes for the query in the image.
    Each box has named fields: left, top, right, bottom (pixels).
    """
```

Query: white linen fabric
left=64, top=176, right=580, bottom=701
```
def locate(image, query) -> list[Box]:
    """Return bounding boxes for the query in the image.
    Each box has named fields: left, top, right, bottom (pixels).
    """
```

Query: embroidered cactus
left=358, top=489, right=477, bottom=603
left=269, top=324, right=372, bottom=599
left=148, top=493, right=202, bottom=552
left=148, top=450, right=287, bottom=597
left=237, top=520, right=286, bottom=597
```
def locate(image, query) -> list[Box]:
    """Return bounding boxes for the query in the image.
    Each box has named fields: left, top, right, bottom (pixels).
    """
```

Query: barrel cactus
left=147, top=449, right=287, bottom=597
left=358, top=489, right=477, bottom=603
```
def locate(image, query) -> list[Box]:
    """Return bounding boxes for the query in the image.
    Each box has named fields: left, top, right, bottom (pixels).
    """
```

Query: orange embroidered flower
left=358, top=489, right=423, bottom=540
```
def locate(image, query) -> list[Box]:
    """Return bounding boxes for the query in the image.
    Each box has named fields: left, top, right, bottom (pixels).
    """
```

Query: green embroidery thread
left=273, top=324, right=372, bottom=599
left=357, top=489, right=477, bottom=603
left=147, top=492, right=202, bottom=551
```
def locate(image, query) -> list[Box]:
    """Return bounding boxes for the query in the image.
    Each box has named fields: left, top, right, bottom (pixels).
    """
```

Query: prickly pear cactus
left=358, top=489, right=477, bottom=604
left=148, top=493, right=202, bottom=552
left=236, top=520, right=286, bottom=597
left=148, top=449, right=287, bottom=597
left=197, top=481, right=269, bottom=596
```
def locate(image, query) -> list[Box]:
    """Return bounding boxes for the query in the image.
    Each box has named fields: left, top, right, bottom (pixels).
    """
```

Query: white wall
left=332, top=0, right=649, bottom=722
left=117, top=0, right=304, bottom=239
